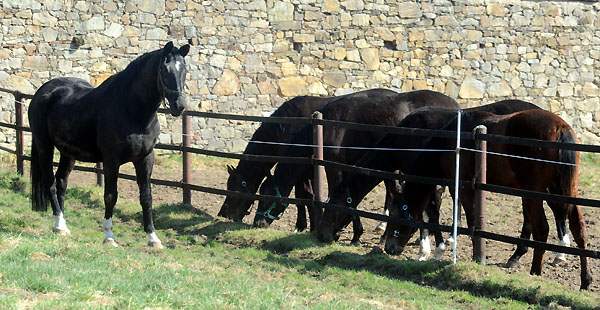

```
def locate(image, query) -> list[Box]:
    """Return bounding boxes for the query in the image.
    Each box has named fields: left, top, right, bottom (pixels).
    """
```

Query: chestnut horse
left=384, top=109, right=592, bottom=290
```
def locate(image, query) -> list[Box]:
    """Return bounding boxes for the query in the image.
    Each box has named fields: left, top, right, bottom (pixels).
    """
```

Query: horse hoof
left=418, top=254, right=428, bottom=261
left=148, top=241, right=163, bottom=249
left=505, top=259, right=520, bottom=269
left=103, top=238, right=119, bottom=247
left=552, top=255, right=567, bottom=265
left=375, top=222, right=387, bottom=233
left=52, top=227, right=71, bottom=236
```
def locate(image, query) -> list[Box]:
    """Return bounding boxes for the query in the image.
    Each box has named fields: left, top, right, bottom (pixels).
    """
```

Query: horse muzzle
left=317, top=222, right=335, bottom=243
left=384, top=240, right=405, bottom=255
left=167, top=95, right=186, bottom=117
left=253, top=217, right=271, bottom=228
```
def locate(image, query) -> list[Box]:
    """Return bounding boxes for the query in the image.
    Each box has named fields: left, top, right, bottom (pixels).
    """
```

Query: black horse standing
left=29, top=42, right=190, bottom=248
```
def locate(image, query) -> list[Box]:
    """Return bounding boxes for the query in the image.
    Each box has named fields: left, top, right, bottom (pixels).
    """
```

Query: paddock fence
left=1, top=87, right=600, bottom=263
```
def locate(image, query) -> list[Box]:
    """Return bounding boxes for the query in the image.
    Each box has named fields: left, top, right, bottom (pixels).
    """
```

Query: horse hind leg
left=522, top=198, right=549, bottom=277
left=547, top=201, right=570, bottom=265
left=52, top=155, right=76, bottom=235
left=567, top=205, right=592, bottom=290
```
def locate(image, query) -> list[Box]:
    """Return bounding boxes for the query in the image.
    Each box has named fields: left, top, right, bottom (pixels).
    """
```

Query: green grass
left=0, top=170, right=598, bottom=309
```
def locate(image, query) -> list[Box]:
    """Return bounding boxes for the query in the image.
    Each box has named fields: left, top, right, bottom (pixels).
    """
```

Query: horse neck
left=235, top=160, right=274, bottom=192
left=123, top=53, right=163, bottom=122
left=272, top=163, right=304, bottom=197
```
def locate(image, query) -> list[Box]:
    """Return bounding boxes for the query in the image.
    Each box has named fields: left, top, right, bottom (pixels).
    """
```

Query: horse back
left=29, top=77, right=102, bottom=161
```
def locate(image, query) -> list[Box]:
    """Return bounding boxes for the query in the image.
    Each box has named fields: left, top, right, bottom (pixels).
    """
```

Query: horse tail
left=555, top=125, right=579, bottom=197
left=30, top=142, right=49, bottom=212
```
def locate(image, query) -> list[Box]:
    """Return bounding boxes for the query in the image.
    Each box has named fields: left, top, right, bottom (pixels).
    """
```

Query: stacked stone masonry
left=1, top=0, right=599, bottom=152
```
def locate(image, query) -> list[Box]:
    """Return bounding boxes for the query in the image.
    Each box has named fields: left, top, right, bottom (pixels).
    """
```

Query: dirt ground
left=63, top=156, right=600, bottom=293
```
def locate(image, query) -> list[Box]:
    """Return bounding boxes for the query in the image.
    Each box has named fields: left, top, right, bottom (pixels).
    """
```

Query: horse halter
left=255, top=186, right=289, bottom=221
left=392, top=205, right=416, bottom=239
left=157, top=60, right=183, bottom=107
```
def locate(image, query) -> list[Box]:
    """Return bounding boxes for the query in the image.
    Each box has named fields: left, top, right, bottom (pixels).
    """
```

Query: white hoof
left=418, top=253, right=429, bottom=261
left=375, top=221, right=387, bottom=233
left=103, top=238, right=119, bottom=247
left=434, top=243, right=446, bottom=260
left=52, top=227, right=71, bottom=235
left=148, top=232, right=163, bottom=249
left=148, top=241, right=163, bottom=249
left=553, top=253, right=567, bottom=265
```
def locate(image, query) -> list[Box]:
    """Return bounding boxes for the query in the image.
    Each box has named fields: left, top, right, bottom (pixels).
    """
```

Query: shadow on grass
left=114, top=202, right=251, bottom=239
left=65, top=187, right=103, bottom=209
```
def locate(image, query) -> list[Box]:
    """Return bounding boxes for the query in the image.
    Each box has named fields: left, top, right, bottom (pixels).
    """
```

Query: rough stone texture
left=1, top=0, right=600, bottom=150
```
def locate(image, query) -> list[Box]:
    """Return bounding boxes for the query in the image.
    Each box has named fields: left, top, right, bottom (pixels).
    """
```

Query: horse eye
left=402, top=205, right=408, bottom=211
left=346, top=197, right=352, bottom=204
left=241, top=181, right=247, bottom=187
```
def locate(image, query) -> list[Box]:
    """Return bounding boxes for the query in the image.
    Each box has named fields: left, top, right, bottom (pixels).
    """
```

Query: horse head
left=253, top=174, right=287, bottom=228
left=384, top=191, right=420, bottom=255
left=218, top=164, right=253, bottom=222
left=158, top=41, right=190, bottom=116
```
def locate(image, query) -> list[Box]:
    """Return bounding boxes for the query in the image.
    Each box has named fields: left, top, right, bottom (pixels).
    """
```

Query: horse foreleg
left=293, top=178, right=313, bottom=232
left=506, top=199, right=532, bottom=268
left=429, top=186, right=445, bottom=260
left=567, top=205, right=592, bottom=290
left=102, top=160, right=119, bottom=247
left=350, top=215, right=363, bottom=245
left=134, top=153, right=162, bottom=249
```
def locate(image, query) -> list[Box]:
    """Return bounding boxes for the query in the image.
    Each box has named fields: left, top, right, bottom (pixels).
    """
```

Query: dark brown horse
left=217, top=88, right=399, bottom=231
left=384, top=109, right=592, bottom=290
left=253, top=90, right=459, bottom=241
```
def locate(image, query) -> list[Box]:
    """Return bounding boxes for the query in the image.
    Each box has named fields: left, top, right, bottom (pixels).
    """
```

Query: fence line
left=1, top=88, right=600, bottom=264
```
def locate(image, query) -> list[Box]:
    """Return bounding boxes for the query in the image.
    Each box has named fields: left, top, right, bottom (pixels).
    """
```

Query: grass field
left=0, top=155, right=599, bottom=309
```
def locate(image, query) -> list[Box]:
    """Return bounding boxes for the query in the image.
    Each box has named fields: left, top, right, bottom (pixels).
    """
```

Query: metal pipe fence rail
left=1, top=88, right=600, bottom=263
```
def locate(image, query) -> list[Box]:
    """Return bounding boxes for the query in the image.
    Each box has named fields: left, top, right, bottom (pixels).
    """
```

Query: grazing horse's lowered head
left=158, top=41, right=190, bottom=116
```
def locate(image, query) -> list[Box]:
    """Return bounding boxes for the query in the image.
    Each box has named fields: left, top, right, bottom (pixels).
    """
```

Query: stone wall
left=1, top=0, right=600, bottom=152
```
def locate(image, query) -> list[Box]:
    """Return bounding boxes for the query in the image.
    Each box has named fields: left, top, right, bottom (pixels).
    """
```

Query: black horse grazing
left=384, top=109, right=592, bottom=290
left=218, top=88, right=399, bottom=231
left=253, top=90, right=459, bottom=241
left=318, top=100, right=569, bottom=262
left=29, top=42, right=190, bottom=248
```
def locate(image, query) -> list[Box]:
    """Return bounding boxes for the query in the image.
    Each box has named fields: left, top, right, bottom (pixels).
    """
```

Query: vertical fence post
left=15, top=96, right=24, bottom=175
left=96, top=162, right=104, bottom=187
left=312, top=111, right=325, bottom=226
left=452, top=110, right=462, bottom=264
left=472, top=125, right=487, bottom=264
left=182, top=113, right=191, bottom=205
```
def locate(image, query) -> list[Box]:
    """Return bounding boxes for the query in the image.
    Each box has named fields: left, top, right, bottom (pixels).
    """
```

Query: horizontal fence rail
left=2, top=88, right=600, bottom=265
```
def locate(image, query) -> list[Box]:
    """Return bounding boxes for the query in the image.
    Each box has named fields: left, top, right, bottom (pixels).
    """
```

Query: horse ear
left=179, top=44, right=190, bottom=57
left=163, top=41, right=174, bottom=54
left=227, top=165, right=235, bottom=174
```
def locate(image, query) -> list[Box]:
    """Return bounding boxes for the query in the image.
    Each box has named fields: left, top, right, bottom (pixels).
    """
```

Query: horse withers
left=384, top=109, right=592, bottom=290
left=28, top=42, right=190, bottom=248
